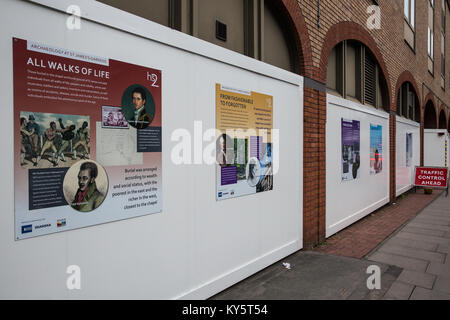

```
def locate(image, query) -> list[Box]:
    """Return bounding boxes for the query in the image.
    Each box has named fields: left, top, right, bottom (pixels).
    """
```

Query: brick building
left=282, top=0, right=450, bottom=247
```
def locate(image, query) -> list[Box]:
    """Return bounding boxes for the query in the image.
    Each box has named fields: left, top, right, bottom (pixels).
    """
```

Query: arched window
left=439, top=109, right=447, bottom=129
left=326, top=40, right=389, bottom=111
left=397, top=82, right=420, bottom=122
left=424, top=101, right=437, bottom=129
left=97, top=0, right=297, bottom=72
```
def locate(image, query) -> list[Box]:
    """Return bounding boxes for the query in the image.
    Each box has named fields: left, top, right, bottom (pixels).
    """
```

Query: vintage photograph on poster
left=216, top=84, right=273, bottom=200
left=102, top=106, right=129, bottom=129
left=257, top=143, right=273, bottom=192
left=406, top=133, right=413, bottom=167
left=13, top=38, right=162, bottom=240
left=341, top=118, right=360, bottom=181
left=19, top=111, right=90, bottom=169
left=370, top=124, right=382, bottom=175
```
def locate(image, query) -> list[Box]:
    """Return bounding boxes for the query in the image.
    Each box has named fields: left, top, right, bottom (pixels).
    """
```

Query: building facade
left=98, top=0, right=450, bottom=247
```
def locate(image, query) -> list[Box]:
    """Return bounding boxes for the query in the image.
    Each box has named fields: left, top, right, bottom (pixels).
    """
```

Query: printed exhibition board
left=215, top=84, right=273, bottom=200
left=341, top=118, right=360, bottom=181
left=369, top=124, right=382, bottom=175
left=13, top=38, right=162, bottom=240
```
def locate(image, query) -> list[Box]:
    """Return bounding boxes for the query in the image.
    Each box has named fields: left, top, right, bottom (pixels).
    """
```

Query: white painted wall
left=326, top=95, right=390, bottom=237
left=395, top=117, right=420, bottom=196
left=0, top=0, right=303, bottom=299
left=424, top=129, right=450, bottom=168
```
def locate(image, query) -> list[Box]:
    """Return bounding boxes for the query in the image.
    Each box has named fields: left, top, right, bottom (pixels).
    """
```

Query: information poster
left=341, top=119, right=360, bottom=181
left=406, top=133, right=413, bottom=167
left=370, top=124, right=382, bottom=175
left=216, top=84, right=273, bottom=200
left=13, top=38, right=162, bottom=240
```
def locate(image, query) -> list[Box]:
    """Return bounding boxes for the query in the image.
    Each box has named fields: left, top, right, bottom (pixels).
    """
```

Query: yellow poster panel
left=216, top=84, right=273, bottom=200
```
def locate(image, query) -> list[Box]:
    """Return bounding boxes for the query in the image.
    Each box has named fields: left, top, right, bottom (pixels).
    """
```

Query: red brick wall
left=302, top=86, right=326, bottom=248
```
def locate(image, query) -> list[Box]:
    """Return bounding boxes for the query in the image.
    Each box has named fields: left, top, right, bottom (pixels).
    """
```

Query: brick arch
left=318, top=21, right=392, bottom=109
left=270, top=0, right=313, bottom=77
left=438, top=105, right=447, bottom=130
left=423, top=93, right=438, bottom=129
left=394, top=71, right=422, bottom=113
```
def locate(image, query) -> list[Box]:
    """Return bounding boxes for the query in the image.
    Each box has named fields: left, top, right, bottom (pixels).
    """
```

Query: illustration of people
left=257, top=165, right=273, bottom=192
left=373, top=149, right=382, bottom=174
left=56, top=118, right=76, bottom=164
left=72, top=121, right=90, bottom=160
left=257, top=144, right=273, bottom=192
left=247, top=158, right=260, bottom=187
left=352, top=152, right=360, bottom=179
left=20, top=117, right=33, bottom=166
left=71, top=161, right=105, bottom=212
left=216, top=134, right=228, bottom=167
left=104, top=112, right=116, bottom=126
left=264, top=144, right=272, bottom=166
left=26, top=114, right=40, bottom=166
left=129, top=87, right=152, bottom=129
left=35, top=121, right=60, bottom=166
left=116, top=112, right=127, bottom=127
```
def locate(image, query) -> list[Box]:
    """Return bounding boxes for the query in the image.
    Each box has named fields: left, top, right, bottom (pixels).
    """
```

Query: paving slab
left=420, top=211, right=450, bottom=218
left=348, top=265, right=400, bottom=300
left=437, top=244, right=450, bottom=254
left=433, top=276, right=450, bottom=294
left=415, top=215, right=450, bottom=221
left=412, top=217, right=450, bottom=226
left=397, top=270, right=436, bottom=289
left=385, top=236, right=438, bottom=251
left=367, top=252, right=428, bottom=272
left=377, top=243, right=445, bottom=263
left=383, top=281, right=414, bottom=300
left=407, top=222, right=450, bottom=233
left=410, top=287, right=450, bottom=300
left=427, top=262, right=450, bottom=277
left=401, top=226, right=446, bottom=237
left=396, top=231, right=450, bottom=246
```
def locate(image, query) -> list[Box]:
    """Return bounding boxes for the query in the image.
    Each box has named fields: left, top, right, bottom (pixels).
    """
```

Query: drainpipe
left=317, top=0, right=321, bottom=28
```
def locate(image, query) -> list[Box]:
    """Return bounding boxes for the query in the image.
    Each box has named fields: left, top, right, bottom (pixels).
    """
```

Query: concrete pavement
left=212, top=251, right=401, bottom=300
left=212, top=191, right=450, bottom=300
left=367, top=191, right=450, bottom=300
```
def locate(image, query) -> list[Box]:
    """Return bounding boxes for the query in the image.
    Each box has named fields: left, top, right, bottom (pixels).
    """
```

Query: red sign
left=414, top=167, right=449, bottom=188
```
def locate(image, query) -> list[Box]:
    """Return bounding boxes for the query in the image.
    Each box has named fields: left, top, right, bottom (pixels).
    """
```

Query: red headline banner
left=414, top=167, right=448, bottom=188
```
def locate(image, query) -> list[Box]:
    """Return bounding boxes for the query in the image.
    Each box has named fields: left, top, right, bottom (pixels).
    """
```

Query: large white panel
left=326, top=95, right=390, bottom=237
left=395, top=117, right=421, bottom=196
left=424, top=129, right=450, bottom=168
left=0, top=0, right=303, bottom=299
